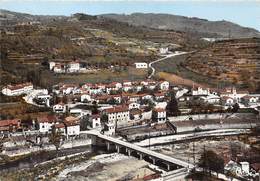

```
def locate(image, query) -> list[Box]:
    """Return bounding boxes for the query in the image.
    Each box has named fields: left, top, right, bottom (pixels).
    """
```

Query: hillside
left=1, top=10, right=205, bottom=88
left=102, top=13, right=260, bottom=38
left=183, top=38, right=260, bottom=91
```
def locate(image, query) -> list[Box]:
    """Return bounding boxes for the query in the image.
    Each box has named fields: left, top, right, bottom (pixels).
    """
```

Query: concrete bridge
left=81, top=130, right=194, bottom=171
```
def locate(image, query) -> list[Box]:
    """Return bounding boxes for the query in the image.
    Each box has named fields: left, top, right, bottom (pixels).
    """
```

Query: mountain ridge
left=101, top=13, right=260, bottom=38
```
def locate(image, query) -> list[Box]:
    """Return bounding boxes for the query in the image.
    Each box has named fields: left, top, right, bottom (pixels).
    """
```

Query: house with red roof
left=152, top=108, right=167, bottom=123
left=104, top=105, right=130, bottom=124
left=37, top=115, right=58, bottom=133
left=0, top=119, right=21, bottom=133
left=2, top=82, right=33, bottom=96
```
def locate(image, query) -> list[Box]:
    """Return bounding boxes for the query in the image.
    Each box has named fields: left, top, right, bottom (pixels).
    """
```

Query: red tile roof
left=37, top=115, right=58, bottom=123
left=153, top=108, right=166, bottom=113
left=105, top=105, right=129, bottom=114
left=6, top=82, right=33, bottom=91
left=0, top=119, right=21, bottom=127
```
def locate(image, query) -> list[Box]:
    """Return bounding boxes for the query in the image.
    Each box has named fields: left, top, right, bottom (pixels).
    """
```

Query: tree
left=80, top=115, right=90, bottom=131
left=166, top=91, right=179, bottom=116
left=92, top=102, right=99, bottom=114
left=232, top=103, right=239, bottom=113
left=107, top=98, right=118, bottom=105
left=101, top=114, right=108, bottom=123
left=199, top=150, right=224, bottom=174
left=49, top=126, right=63, bottom=155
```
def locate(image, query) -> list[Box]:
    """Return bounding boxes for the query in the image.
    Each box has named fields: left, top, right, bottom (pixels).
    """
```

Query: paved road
left=148, top=52, right=188, bottom=79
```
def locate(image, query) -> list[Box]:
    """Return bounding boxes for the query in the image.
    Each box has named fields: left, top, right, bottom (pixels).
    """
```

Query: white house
left=159, top=47, right=168, bottom=54
left=153, top=108, right=167, bottom=123
left=36, top=93, right=51, bottom=107
left=81, top=94, right=92, bottom=102
left=241, top=96, right=258, bottom=106
left=104, top=122, right=116, bottom=136
left=90, top=114, right=101, bottom=129
left=37, top=115, right=58, bottom=133
left=134, top=62, right=148, bottom=69
left=53, top=64, right=65, bottom=73
left=104, top=105, right=130, bottom=124
left=221, top=96, right=234, bottom=106
left=159, top=81, right=170, bottom=91
left=66, top=122, right=80, bottom=136
left=49, top=61, right=56, bottom=70
left=200, top=94, right=220, bottom=104
left=67, top=60, right=80, bottom=73
left=53, top=103, right=66, bottom=113
left=128, top=102, right=140, bottom=110
left=192, top=87, right=210, bottom=96
left=2, top=82, right=33, bottom=96
left=55, top=122, right=80, bottom=136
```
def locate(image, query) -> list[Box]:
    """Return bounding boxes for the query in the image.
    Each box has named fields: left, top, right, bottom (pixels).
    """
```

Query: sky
left=1, top=0, right=260, bottom=31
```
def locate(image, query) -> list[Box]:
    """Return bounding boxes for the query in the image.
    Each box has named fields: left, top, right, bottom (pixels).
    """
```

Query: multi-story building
left=2, top=82, right=33, bottom=96
left=152, top=108, right=167, bottom=123
left=37, top=115, right=58, bottom=133
left=104, top=105, right=129, bottom=124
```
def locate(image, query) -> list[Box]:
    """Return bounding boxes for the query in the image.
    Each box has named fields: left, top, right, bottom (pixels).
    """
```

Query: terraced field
left=183, top=38, right=260, bottom=90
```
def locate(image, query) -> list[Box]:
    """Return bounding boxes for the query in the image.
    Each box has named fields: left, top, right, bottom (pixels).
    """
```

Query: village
left=1, top=75, right=260, bottom=180
left=0, top=6, right=260, bottom=180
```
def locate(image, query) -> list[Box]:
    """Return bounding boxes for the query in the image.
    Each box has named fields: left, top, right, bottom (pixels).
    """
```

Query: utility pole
left=193, top=142, right=195, bottom=166
left=149, top=123, right=151, bottom=150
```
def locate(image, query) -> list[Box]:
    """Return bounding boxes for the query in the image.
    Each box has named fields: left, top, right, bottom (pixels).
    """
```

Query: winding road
left=148, top=51, right=188, bottom=78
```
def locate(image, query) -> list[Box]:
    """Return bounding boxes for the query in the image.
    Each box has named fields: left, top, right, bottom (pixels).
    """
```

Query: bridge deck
left=82, top=130, right=194, bottom=168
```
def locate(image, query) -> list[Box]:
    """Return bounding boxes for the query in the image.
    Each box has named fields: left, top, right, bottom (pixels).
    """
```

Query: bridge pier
left=126, top=148, right=132, bottom=156
left=137, top=152, right=143, bottom=160
left=167, top=164, right=171, bottom=171
left=150, top=157, right=156, bottom=165
left=106, top=142, right=111, bottom=151
left=115, top=145, right=121, bottom=153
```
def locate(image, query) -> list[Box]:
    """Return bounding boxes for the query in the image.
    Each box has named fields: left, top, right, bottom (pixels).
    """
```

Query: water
left=0, top=145, right=92, bottom=172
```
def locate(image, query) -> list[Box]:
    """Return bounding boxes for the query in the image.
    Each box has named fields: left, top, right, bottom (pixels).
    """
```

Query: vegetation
left=166, top=91, right=180, bottom=116
left=49, top=126, right=63, bottom=153
left=199, top=150, right=224, bottom=175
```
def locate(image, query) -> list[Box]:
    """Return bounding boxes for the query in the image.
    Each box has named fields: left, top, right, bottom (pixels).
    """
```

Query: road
left=148, top=51, right=188, bottom=78
left=134, top=128, right=251, bottom=147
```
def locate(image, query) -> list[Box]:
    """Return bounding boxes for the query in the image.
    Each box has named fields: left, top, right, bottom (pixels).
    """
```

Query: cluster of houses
left=225, top=160, right=259, bottom=179
left=1, top=79, right=259, bottom=137
left=49, top=60, right=87, bottom=73
left=179, top=86, right=260, bottom=109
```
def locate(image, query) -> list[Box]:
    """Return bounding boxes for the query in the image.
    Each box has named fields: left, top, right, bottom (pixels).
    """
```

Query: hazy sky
left=1, top=0, right=260, bottom=31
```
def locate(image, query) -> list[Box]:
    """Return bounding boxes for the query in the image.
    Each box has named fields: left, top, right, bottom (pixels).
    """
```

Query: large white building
left=2, top=82, right=33, bottom=96
left=134, top=62, right=148, bottom=69
left=104, top=105, right=130, bottom=124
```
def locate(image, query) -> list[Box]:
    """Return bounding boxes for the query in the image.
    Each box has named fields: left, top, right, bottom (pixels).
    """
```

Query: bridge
left=81, top=130, right=194, bottom=171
